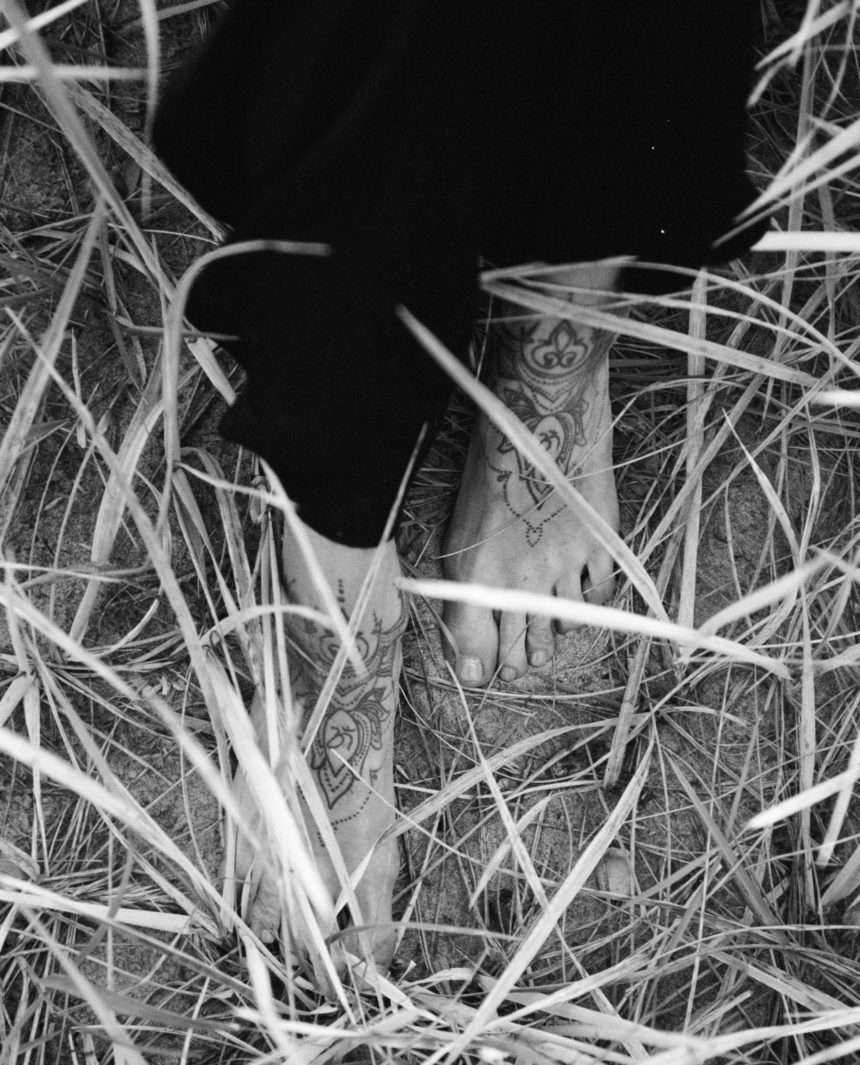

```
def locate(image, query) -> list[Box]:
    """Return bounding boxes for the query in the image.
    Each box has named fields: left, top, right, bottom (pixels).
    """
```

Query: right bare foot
left=233, top=533, right=404, bottom=970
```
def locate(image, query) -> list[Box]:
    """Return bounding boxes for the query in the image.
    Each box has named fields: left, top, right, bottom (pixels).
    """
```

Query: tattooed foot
left=442, top=276, right=620, bottom=685
left=298, top=599, right=403, bottom=967
left=232, top=708, right=399, bottom=969
left=233, top=535, right=404, bottom=970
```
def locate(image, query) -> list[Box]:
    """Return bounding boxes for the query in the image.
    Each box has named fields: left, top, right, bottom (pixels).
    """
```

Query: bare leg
left=442, top=262, right=621, bottom=685
left=235, top=524, right=403, bottom=967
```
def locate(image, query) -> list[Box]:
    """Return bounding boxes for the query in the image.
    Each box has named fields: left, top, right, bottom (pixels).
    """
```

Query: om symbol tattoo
left=290, top=605, right=405, bottom=811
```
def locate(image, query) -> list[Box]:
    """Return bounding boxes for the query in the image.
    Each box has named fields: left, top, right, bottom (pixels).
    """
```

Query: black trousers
left=154, top=0, right=770, bottom=546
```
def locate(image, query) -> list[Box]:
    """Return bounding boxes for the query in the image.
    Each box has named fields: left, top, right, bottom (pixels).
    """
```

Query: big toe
left=442, top=600, right=498, bottom=686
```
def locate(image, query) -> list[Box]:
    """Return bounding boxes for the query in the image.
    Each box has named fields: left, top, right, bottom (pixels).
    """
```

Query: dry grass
left=1, top=1, right=859, bottom=1062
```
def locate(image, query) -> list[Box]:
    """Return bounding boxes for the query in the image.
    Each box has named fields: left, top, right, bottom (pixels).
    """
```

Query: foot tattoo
left=296, top=609, right=403, bottom=813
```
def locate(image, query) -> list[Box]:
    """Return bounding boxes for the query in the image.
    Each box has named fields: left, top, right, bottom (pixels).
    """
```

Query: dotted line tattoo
left=288, top=601, right=406, bottom=812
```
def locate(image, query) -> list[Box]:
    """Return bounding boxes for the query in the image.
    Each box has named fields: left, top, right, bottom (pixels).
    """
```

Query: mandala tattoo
left=288, top=602, right=406, bottom=812
left=487, top=316, right=613, bottom=546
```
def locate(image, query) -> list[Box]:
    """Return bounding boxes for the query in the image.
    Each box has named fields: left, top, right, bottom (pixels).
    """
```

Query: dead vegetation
left=1, top=1, right=860, bottom=1062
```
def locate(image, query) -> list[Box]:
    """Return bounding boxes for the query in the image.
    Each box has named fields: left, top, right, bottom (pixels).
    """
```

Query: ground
left=1, top=3, right=860, bottom=1064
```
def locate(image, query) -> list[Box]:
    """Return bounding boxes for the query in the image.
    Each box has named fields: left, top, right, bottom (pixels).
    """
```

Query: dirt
left=1, top=4, right=860, bottom=1063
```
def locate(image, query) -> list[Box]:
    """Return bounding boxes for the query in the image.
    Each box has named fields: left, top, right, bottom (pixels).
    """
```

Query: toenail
left=529, top=650, right=548, bottom=668
left=500, top=666, right=518, bottom=682
left=459, top=657, right=483, bottom=684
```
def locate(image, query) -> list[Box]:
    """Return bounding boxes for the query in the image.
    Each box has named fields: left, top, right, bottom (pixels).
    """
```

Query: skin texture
left=442, top=263, right=621, bottom=685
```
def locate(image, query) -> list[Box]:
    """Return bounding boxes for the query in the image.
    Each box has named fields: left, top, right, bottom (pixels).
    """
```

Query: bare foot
left=233, top=533, right=403, bottom=969
left=442, top=267, right=621, bottom=685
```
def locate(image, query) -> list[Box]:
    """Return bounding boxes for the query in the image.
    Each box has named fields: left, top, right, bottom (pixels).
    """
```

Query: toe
left=497, top=612, right=529, bottom=680
left=339, top=919, right=396, bottom=970
left=246, top=874, right=281, bottom=944
left=584, top=555, right=616, bottom=605
left=234, top=826, right=282, bottom=945
left=353, top=892, right=396, bottom=969
left=337, top=838, right=398, bottom=968
left=554, top=571, right=583, bottom=633
left=526, top=615, right=555, bottom=667
left=442, top=600, right=498, bottom=686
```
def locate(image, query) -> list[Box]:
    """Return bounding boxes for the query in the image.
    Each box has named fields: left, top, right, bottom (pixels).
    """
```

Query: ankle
left=536, top=261, right=622, bottom=305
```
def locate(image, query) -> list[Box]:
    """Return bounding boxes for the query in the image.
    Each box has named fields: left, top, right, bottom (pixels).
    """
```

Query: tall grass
left=0, top=1, right=859, bottom=1062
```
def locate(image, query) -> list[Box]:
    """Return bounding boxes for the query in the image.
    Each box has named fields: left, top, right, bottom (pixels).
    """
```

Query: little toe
left=498, top=612, right=529, bottom=680
left=584, top=556, right=616, bottom=605
left=442, top=600, right=498, bottom=685
left=337, top=840, right=398, bottom=967
left=354, top=891, right=396, bottom=969
left=554, top=572, right=584, bottom=633
left=526, top=615, right=555, bottom=667
left=338, top=919, right=397, bottom=970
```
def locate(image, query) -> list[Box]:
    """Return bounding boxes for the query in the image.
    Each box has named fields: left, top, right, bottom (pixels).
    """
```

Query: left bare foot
left=442, top=265, right=621, bottom=686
